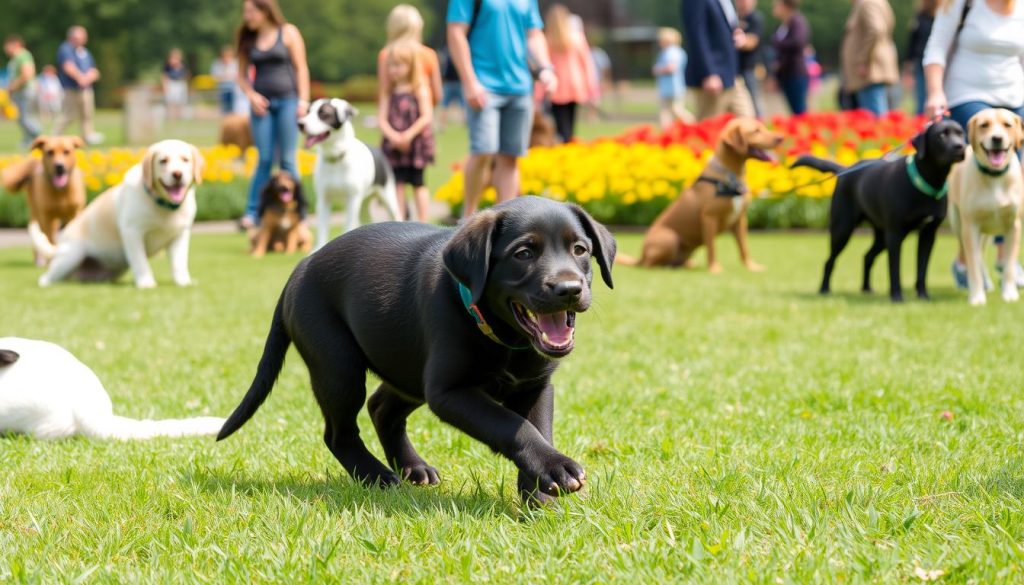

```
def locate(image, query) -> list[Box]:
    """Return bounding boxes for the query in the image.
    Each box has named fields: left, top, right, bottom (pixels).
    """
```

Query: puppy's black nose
left=552, top=280, right=584, bottom=297
left=297, top=120, right=305, bottom=132
left=54, top=164, right=66, bottom=174
left=992, top=136, right=1004, bottom=147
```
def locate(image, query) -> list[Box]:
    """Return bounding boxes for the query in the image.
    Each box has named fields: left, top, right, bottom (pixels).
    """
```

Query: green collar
left=145, top=183, right=185, bottom=211
left=975, top=156, right=1011, bottom=178
left=905, top=155, right=948, bottom=200
left=457, top=282, right=530, bottom=350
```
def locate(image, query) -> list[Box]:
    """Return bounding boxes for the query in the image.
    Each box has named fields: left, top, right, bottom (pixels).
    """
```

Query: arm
left=9, top=60, right=35, bottom=92
left=527, top=28, right=557, bottom=95
left=578, top=41, right=599, bottom=100
left=429, top=52, right=443, bottom=106
left=774, top=17, right=809, bottom=51
left=285, top=24, right=311, bottom=115
left=377, top=49, right=391, bottom=112
left=236, top=50, right=268, bottom=116
left=61, top=60, right=84, bottom=86
left=401, top=85, right=434, bottom=142
left=922, top=0, right=962, bottom=116
left=447, top=22, right=485, bottom=109
left=681, top=0, right=715, bottom=83
left=377, top=92, right=400, bottom=144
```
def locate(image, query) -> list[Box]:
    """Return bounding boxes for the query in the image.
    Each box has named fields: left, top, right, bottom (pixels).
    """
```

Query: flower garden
left=1, top=111, right=930, bottom=229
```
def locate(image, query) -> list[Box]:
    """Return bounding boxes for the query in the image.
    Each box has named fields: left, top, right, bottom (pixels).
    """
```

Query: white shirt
left=923, top=0, right=1024, bottom=108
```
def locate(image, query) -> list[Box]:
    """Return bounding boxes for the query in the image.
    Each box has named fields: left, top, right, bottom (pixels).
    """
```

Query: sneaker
left=85, top=132, right=105, bottom=146
left=995, top=261, right=1024, bottom=288
left=953, top=260, right=994, bottom=291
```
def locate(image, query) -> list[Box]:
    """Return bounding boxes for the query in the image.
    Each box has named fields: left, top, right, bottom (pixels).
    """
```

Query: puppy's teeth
left=541, top=332, right=550, bottom=343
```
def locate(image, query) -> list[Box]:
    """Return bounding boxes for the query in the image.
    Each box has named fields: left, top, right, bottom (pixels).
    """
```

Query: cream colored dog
left=948, top=109, right=1024, bottom=306
left=38, top=139, right=204, bottom=288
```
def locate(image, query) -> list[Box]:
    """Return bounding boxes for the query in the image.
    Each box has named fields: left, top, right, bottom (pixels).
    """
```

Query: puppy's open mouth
left=279, top=189, right=294, bottom=203
left=161, top=181, right=187, bottom=203
left=982, top=146, right=1011, bottom=168
left=749, top=148, right=777, bottom=163
left=52, top=171, right=69, bottom=189
left=511, top=301, right=575, bottom=357
left=304, top=132, right=329, bottom=149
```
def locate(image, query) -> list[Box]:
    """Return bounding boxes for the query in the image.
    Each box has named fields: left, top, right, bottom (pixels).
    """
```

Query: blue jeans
left=856, top=83, right=890, bottom=116
left=914, top=63, right=927, bottom=116
left=778, top=75, right=809, bottom=115
left=742, top=69, right=764, bottom=118
left=246, top=96, right=299, bottom=221
left=11, top=88, right=41, bottom=146
left=218, top=87, right=235, bottom=114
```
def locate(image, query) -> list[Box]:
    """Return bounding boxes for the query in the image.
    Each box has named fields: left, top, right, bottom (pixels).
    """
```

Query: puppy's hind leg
left=379, top=175, right=403, bottom=222
left=821, top=207, right=861, bottom=295
left=368, top=385, right=440, bottom=486
left=861, top=227, right=885, bottom=293
left=38, top=241, right=87, bottom=287
left=915, top=218, right=940, bottom=300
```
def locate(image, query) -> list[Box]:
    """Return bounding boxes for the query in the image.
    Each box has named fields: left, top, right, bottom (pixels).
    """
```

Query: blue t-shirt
left=655, top=46, right=686, bottom=99
left=447, top=0, right=543, bottom=96
left=56, top=42, right=96, bottom=90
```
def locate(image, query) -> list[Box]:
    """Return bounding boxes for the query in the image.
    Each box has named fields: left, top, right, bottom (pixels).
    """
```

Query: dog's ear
left=69, top=136, right=85, bottom=150
left=966, top=114, right=982, bottom=150
left=190, top=144, right=205, bottom=186
left=0, top=349, right=19, bottom=366
left=294, top=177, right=308, bottom=219
left=912, top=127, right=928, bottom=162
left=347, top=104, right=360, bottom=119
left=722, top=123, right=748, bottom=155
left=30, top=136, right=47, bottom=152
left=257, top=176, right=275, bottom=219
left=443, top=209, right=499, bottom=304
left=569, top=204, right=616, bottom=289
left=1014, top=114, right=1024, bottom=150
left=141, top=145, right=157, bottom=191
left=329, top=99, right=349, bottom=128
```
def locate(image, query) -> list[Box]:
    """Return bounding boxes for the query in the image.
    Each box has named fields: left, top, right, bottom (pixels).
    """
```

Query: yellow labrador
left=948, top=109, right=1024, bottom=306
left=39, top=139, right=205, bottom=288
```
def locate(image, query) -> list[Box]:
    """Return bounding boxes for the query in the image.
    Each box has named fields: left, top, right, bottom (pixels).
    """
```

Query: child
left=653, top=27, right=694, bottom=129
left=379, top=41, right=435, bottom=222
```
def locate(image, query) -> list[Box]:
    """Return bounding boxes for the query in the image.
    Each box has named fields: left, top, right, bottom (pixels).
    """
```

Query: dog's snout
left=54, top=163, right=66, bottom=174
left=991, top=135, right=1004, bottom=147
left=172, top=170, right=183, bottom=181
left=297, top=120, right=306, bottom=132
left=551, top=280, right=584, bottom=297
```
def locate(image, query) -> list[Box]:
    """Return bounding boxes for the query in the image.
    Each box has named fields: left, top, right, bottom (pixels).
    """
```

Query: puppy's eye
left=514, top=248, right=534, bottom=260
left=46, top=149, right=55, bottom=156
left=159, top=157, right=169, bottom=165
left=980, top=122, right=990, bottom=129
left=573, top=244, right=589, bottom=257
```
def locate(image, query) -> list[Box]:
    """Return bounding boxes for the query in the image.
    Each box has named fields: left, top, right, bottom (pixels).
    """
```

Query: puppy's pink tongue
left=537, top=311, right=573, bottom=345
left=304, top=136, right=317, bottom=148
left=166, top=185, right=186, bottom=202
left=53, top=174, right=69, bottom=189
left=989, top=150, right=1008, bottom=167
left=280, top=190, right=294, bottom=202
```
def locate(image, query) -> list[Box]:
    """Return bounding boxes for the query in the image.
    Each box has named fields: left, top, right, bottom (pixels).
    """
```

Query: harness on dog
left=975, top=157, right=1011, bottom=178
left=905, top=155, right=948, bottom=200
left=144, top=184, right=184, bottom=211
left=457, top=282, right=530, bottom=350
left=695, top=175, right=747, bottom=197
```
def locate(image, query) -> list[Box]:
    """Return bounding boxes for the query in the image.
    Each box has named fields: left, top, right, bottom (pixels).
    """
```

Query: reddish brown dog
left=251, top=171, right=312, bottom=257
left=1, top=136, right=87, bottom=265
left=618, top=118, right=783, bottom=272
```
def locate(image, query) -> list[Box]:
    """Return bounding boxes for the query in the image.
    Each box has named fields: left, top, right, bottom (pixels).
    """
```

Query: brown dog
left=218, top=114, right=253, bottom=153
left=617, top=118, right=783, bottom=272
left=251, top=171, right=312, bottom=257
left=1, top=136, right=87, bottom=265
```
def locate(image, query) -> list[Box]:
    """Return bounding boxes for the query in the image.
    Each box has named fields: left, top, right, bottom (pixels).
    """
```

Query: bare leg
left=413, top=185, right=431, bottom=223
left=463, top=153, right=494, bottom=217
left=492, top=154, right=519, bottom=203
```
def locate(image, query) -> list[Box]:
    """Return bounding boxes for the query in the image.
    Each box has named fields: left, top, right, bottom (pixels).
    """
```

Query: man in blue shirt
left=447, top=0, right=557, bottom=216
left=54, top=25, right=103, bottom=145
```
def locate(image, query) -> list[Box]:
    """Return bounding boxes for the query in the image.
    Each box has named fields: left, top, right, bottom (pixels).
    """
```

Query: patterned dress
left=382, top=92, right=435, bottom=170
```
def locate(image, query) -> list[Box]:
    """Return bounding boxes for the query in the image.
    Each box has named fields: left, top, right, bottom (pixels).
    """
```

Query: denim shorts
left=466, top=92, right=533, bottom=157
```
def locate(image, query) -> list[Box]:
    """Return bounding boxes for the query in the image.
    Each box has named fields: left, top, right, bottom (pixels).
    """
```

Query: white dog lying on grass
left=0, top=337, right=224, bottom=440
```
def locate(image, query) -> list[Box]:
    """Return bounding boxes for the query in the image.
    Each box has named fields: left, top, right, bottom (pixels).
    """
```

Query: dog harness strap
left=144, top=184, right=184, bottom=211
left=904, top=155, right=948, bottom=200
left=974, top=157, right=1011, bottom=178
left=457, top=282, right=530, bottom=350
left=695, top=176, right=747, bottom=197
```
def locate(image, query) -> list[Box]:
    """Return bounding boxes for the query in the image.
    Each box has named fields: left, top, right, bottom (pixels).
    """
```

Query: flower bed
left=435, top=111, right=929, bottom=228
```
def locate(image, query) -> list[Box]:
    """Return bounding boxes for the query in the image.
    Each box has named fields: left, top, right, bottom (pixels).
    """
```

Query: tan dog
left=1, top=136, right=86, bottom=265
left=618, top=118, right=783, bottom=272
left=218, top=114, right=253, bottom=153
left=948, top=108, right=1024, bottom=306
left=251, top=171, right=313, bottom=257
left=39, top=140, right=205, bottom=288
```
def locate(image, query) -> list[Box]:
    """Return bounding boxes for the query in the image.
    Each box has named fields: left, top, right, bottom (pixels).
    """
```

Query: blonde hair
left=658, top=28, right=682, bottom=46
left=386, top=4, right=425, bottom=43
left=545, top=4, right=576, bottom=53
left=386, top=40, right=424, bottom=91
left=941, top=0, right=1014, bottom=11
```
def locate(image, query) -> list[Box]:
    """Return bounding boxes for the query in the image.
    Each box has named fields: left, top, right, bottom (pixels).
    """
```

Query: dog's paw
left=530, top=453, right=586, bottom=496
left=173, top=276, right=193, bottom=287
left=744, top=261, right=765, bottom=272
left=1003, top=288, right=1019, bottom=303
left=356, top=468, right=402, bottom=489
left=399, top=462, right=441, bottom=486
left=38, top=274, right=52, bottom=288
left=968, top=293, right=987, bottom=306
left=136, top=277, right=157, bottom=289
left=708, top=262, right=723, bottom=274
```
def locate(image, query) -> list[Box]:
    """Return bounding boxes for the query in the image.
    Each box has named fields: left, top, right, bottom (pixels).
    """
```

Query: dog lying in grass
left=251, top=171, right=312, bottom=257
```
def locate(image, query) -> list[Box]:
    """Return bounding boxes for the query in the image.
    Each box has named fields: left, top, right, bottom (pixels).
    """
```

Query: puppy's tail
left=1, top=158, right=37, bottom=193
left=27, top=221, right=56, bottom=260
left=78, top=413, right=227, bottom=441
left=217, top=293, right=291, bottom=441
left=790, top=156, right=847, bottom=175
left=615, top=253, right=640, bottom=266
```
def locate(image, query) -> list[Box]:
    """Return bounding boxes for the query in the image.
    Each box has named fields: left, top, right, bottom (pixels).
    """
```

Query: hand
left=702, top=75, right=724, bottom=95
left=857, top=64, right=868, bottom=78
left=733, top=28, right=746, bottom=49
left=925, top=90, right=948, bottom=119
left=464, top=80, right=488, bottom=111
left=538, top=67, right=557, bottom=96
left=296, top=100, right=309, bottom=118
left=249, top=92, right=269, bottom=117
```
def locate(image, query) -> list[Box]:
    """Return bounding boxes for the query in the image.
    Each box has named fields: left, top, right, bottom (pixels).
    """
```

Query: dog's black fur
left=0, top=350, right=18, bottom=366
left=792, top=119, right=967, bottom=301
left=218, top=197, right=616, bottom=503
left=257, top=172, right=308, bottom=221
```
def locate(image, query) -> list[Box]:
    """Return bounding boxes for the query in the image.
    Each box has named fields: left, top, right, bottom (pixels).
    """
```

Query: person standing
left=840, top=0, right=899, bottom=116
left=736, top=0, right=765, bottom=118
left=544, top=4, right=597, bottom=143
left=924, top=0, right=1024, bottom=288
left=681, top=0, right=754, bottom=120
left=904, top=0, right=939, bottom=116
left=236, top=0, right=311, bottom=230
left=3, top=35, right=40, bottom=149
left=161, top=48, right=189, bottom=121
left=54, top=26, right=102, bottom=145
left=37, top=64, right=63, bottom=124
left=447, top=0, right=557, bottom=217
left=377, top=5, right=442, bottom=109
left=211, top=46, right=239, bottom=115
left=653, top=28, right=694, bottom=128
left=771, top=0, right=811, bottom=115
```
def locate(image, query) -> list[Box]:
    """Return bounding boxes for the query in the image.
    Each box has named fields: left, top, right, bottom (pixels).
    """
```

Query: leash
left=456, top=282, right=531, bottom=350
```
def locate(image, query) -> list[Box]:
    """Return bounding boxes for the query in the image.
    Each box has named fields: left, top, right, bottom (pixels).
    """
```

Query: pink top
left=548, top=37, right=598, bottom=105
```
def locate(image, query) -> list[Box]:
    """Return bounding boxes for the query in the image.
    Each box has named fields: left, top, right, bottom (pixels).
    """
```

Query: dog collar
left=905, top=155, right=948, bottom=200
left=323, top=150, right=347, bottom=163
left=144, top=184, right=185, bottom=211
left=974, top=156, right=1012, bottom=178
left=457, top=282, right=530, bottom=350
left=695, top=175, right=747, bottom=197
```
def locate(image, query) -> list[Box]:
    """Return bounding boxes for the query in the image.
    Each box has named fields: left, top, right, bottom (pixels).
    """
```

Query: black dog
left=792, top=119, right=966, bottom=301
left=218, top=196, right=616, bottom=504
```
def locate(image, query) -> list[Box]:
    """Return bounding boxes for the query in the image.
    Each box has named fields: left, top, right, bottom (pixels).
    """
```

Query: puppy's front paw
left=530, top=453, right=586, bottom=496
left=399, top=462, right=441, bottom=486
left=708, top=262, right=723, bottom=274
left=38, top=274, right=52, bottom=287
left=136, top=277, right=157, bottom=289
left=1003, top=288, right=1019, bottom=303
left=968, top=292, right=986, bottom=306
left=744, top=261, right=765, bottom=272
left=173, top=275, right=193, bottom=287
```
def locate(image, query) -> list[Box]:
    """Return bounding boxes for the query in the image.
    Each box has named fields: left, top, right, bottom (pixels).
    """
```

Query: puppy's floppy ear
left=966, top=113, right=981, bottom=150
left=30, top=136, right=47, bottom=151
left=443, top=209, right=499, bottom=305
left=569, top=204, right=616, bottom=289
left=257, top=175, right=275, bottom=219
left=294, top=177, right=308, bottom=219
left=0, top=349, right=19, bottom=366
left=69, top=136, right=85, bottom=149
left=1014, top=114, right=1024, bottom=150
left=141, top=145, right=157, bottom=191
left=329, top=99, right=349, bottom=128
left=912, top=127, right=928, bottom=162
left=722, top=123, right=748, bottom=154
left=347, top=104, right=360, bottom=119
left=190, top=144, right=206, bottom=186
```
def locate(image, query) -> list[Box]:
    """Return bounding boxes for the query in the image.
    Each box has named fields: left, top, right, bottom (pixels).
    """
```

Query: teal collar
left=457, top=282, right=530, bottom=350
left=145, top=183, right=185, bottom=211
left=905, top=155, right=948, bottom=200
left=975, top=156, right=1011, bottom=178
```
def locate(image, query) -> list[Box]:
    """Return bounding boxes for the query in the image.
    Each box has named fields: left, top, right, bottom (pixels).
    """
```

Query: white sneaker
left=85, top=132, right=105, bottom=145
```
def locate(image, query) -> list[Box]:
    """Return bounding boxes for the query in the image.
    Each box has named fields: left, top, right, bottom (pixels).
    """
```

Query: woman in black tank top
left=236, top=0, right=311, bottom=229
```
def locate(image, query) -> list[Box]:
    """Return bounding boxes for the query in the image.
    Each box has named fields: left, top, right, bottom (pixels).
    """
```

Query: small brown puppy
left=530, top=112, right=558, bottom=148
left=1, top=136, right=87, bottom=265
left=251, top=171, right=312, bottom=257
left=618, top=118, right=783, bottom=272
left=218, top=114, right=253, bottom=153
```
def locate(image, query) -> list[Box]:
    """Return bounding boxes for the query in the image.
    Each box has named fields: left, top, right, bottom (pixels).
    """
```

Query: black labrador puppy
left=218, top=196, right=616, bottom=504
left=792, top=118, right=966, bottom=301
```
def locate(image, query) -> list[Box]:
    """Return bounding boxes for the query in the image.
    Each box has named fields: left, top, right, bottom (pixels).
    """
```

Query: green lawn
left=3, top=230, right=1024, bottom=582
